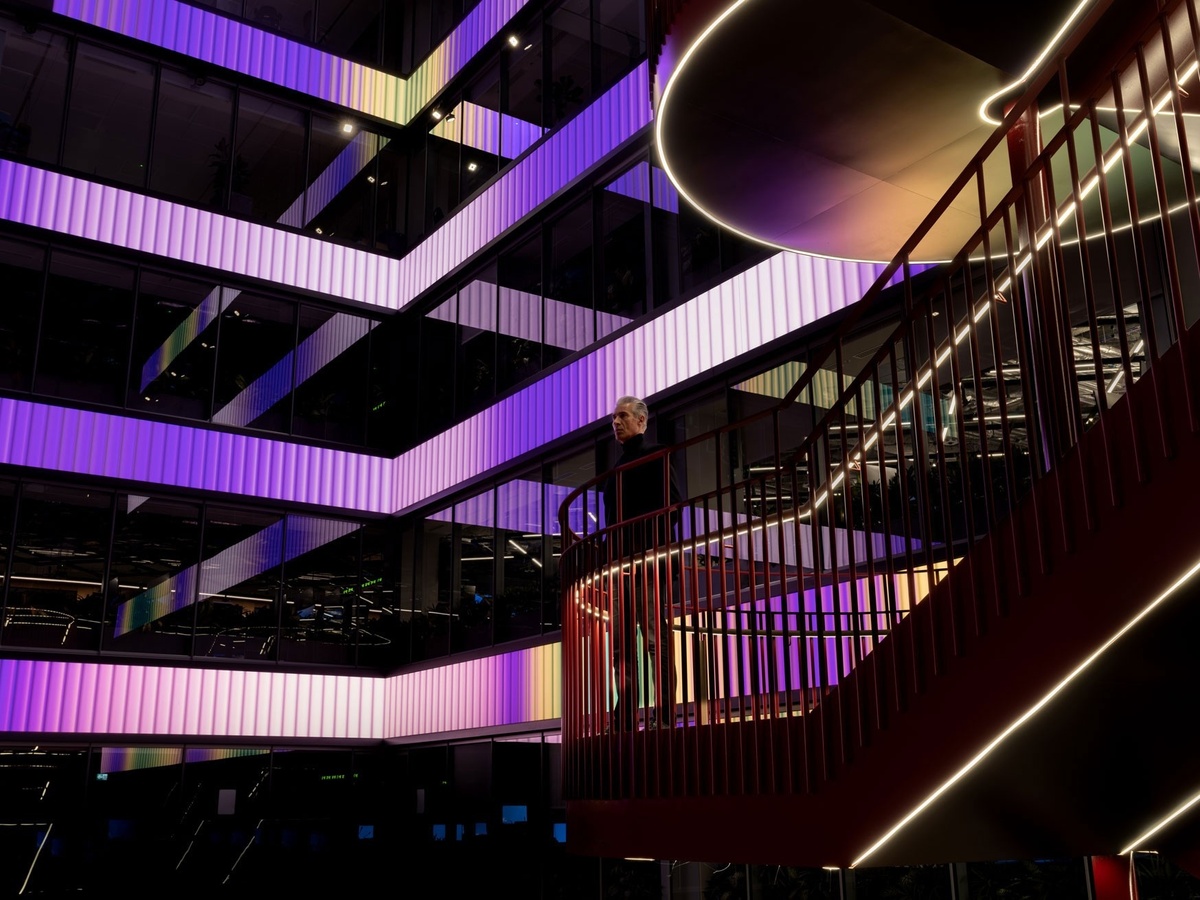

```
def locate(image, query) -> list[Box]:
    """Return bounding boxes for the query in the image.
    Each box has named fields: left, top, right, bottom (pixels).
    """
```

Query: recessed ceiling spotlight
left=444, top=112, right=456, bottom=123
left=523, top=43, right=533, bottom=51
left=431, top=109, right=443, bottom=121
left=315, top=227, right=323, bottom=235
left=507, top=34, right=519, bottom=47
left=366, top=175, right=376, bottom=184
left=467, top=162, right=478, bottom=172
left=341, top=122, right=354, bottom=134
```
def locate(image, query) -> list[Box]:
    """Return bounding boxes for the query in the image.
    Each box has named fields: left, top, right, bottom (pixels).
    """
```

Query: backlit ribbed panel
left=0, top=659, right=384, bottom=739
left=51, top=0, right=530, bottom=127
left=0, top=397, right=394, bottom=512
left=383, top=642, right=561, bottom=738
left=0, top=68, right=647, bottom=313
left=391, top=251, right=895, bottom=513
left=277, top=132, right=388, bottom=229
left=0, top=159, right=408, bottom=309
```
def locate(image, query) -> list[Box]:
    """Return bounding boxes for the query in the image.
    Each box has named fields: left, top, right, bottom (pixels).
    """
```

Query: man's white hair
left=615, top=395, right=648, bottom=419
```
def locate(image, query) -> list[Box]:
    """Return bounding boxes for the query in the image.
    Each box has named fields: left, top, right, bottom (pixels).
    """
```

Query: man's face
left=611, top=402, right=646, bottom=444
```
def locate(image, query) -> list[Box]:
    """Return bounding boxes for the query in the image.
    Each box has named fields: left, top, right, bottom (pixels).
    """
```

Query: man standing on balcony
left=603, top=395, right=682, bottom=732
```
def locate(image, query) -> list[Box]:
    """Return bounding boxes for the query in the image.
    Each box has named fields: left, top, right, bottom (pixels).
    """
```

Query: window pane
left=130, top=269, right=219, bottom=420
left=415, top=510, right=453, bottom=660
left=547, top=200, right=594, bottom=361
left=0, top=21, right=69, bottom=165
left=63, top=43, right=154, bottom=187
left=496, top=234, right=544, bottom=392
left=316, top=0, right=382, bottom=66
left=306, top=114, right=379, bottom=247
left=37, top=251, right=135, bottom=406
left=496, top=473, right=543, bottom=642
left=290, top=306, right=372, bottom=444
left=505, top=23, right=543, bottom=129
left=150, top=68, right=235, bottom=208
left=279, top=524, right=362, bottom=665
left=454, top=489, right=494, bottom=651
left=597, top=0, right=643, bottom=92
left=212, top=291, right=296, bottom=433
left=546, top=0, right=592, bottom=127
left=103, top=494, right=203, bottom=657
left=0, top=237, right=43, bottom=392
left=457, top=277, right=497, bottom=416
left=194, top=506, right=285, bottom=660
left=249, top=0, right=315, bottom=40
left=5, top=482, right=110, bottom=652
left=598, top=164, right=649, bottom=336
left=418, top=304, right=457, bottom=436
left=234, top=92, right=306, bottom=221
left=356, top=521, right=403, bottom=667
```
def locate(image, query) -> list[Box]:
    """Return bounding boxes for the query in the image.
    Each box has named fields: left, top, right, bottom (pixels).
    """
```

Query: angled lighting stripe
left=211, top=313, right=377, bottom=427
left=140, top=285, right=237, bottom=391
left=0, top=658, right=385, bottom=738
left=392, top=63, right=652, bottom=308
left=99, top=746, right=183, bottom=773
left=605, top=161, right=680, bottom=214
left=146, top=133, right=385, bottom=401
left=851, top=552, right=1200, bottom=868
left=51, top=0, right=531, bottom=127
left=277, top=131, right=389, bottom=230
left=1121, top=787, right=1200, bottom=853
left=112, top=514, right=360, bottom=636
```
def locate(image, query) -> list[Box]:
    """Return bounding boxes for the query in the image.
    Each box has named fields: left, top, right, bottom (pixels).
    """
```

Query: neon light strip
left=51, top=0, right=531, bottom=127
left=0, top=643, right=559, bottom=739
left=211, top=314, right=377, bottom=427
left=851, top=552, right=1200, bottom=867
left=0, top=657, right=386, bottom=738
left=113, top=514, right=360, bottom=636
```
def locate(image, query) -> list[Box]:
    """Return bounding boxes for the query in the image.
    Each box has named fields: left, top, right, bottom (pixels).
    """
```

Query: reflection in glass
left=63, top=43, right=154, bottom=187
left=131, top=270, right=220, bottom=420
left=546, top=0, right=591, bottom=127
left=416, top=510, right=453, bottom=660
left=212, top=292, right=296, bottom=433
left=194, top=506, right=285, bottom=660
left=151, top=68, right=235, bottom=208
left=279, top=527, right=362, bottom=665
left=0, top=20, right=69, bottom=165
left=497, top=235, right=544, bottom=392
left=455, top=489, right=494, bottom=651
left=547, top=200, right=594, bottom=363
left=6, top=482, right=109, bottom=651
left=234, top=92, right=306, bottom=220
left=496, top=474, right=543, bottom=642
left=0, top=237, right=42, bottom=391
left=104, top=494, right=202, bottom=656
left=37, top=251, right=135, bottom=406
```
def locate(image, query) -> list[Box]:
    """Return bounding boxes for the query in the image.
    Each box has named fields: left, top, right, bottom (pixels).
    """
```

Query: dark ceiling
left=656, top=0, right=1090, bottom=261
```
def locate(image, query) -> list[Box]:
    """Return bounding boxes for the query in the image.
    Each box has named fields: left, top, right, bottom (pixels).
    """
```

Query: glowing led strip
left=978, top=0, right=1100, bottom=124
left=851, top=552, right=1200, bottom=867
left=1121, top=788, right=1200, bottom=852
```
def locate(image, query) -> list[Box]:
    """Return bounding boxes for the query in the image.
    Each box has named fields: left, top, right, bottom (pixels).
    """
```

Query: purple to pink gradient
left=52, top=0, right=531, bottom=127
left=0, top=64, right=649, bottom=314
left=0, top=643, right=561, bottom=740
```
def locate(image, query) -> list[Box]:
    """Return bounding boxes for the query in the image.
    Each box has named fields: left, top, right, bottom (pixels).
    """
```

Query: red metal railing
left=561, top=0, right=1200, bottom=802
